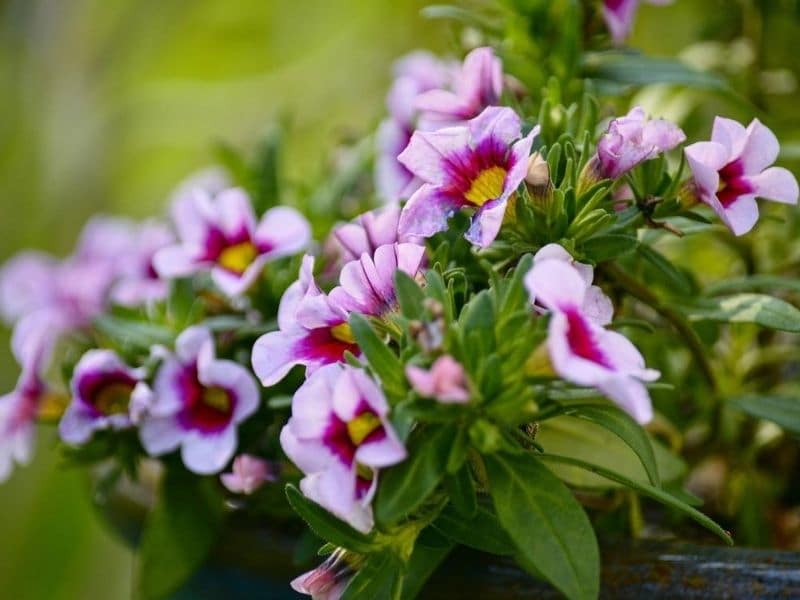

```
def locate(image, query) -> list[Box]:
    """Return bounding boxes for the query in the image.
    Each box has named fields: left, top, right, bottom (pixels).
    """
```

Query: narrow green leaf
left=582, top=52, right=730, bottom=91
left=136, top=470, right=224, bottom=600
left=94, top=315, right=175, bottom=350
left=638, top=245, right=694, bottom=295
left=728, top=395, right=800, bottom=435
left=400, top=539, right=454, bottom=600
left=581, top=234, right=638, bottom=262
left=444, top=465, right=477, bottom=518
left=285, top=485, right=376, bottom=554
left=499, top=254, right=534, bottom=316
left=433, top=504, right=515, bottom=556
left=679, top=294, right=800, bottom=332
left=349, top=313, right=406, bottom=394
left=540, top=453, right=732, bottom=545
left=568, top=404, right=659, bottom=486
left=341, top=551, right=398, bottom=600
left=484, top=453, right=599, bottom=600
left=394, top=270, right=425, bottom=319
left=706, top=275, right=800, bottom=296
left=374, top=425, right=457, bottom=526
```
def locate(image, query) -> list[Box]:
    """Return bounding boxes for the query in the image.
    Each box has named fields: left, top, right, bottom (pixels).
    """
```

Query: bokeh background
left=0, top=1, right=797, bottom=598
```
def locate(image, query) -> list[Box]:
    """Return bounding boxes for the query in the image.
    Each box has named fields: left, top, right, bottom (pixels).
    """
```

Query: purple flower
left=332, top=204, right=403, bottom=264
left=59, top=350, right=151, bottom=445
left=280, top=364, right=406, bottom=532
left=0, top=361, right=47, bottom=482
left=154, top=187, right=311, bottom=296
left=291, top=548, right=352, bottom=600
left=594, top=106, right=685, bottom=180
left=252, top=242, right=426, bottom=386
left=398, top=106, right=538, bottom=247
left=406, top=355, right=470, bottom=403
left=684, top=117, right=799, bottom=236
left=525, top=258, right=659, bottom=424
left=111, top=221, right=175, bottom=307
left=603, top=0, right=673, bottom=45
left=415, top=46, right=503, bottom=127
left=139, top=326, right=259, bottom=474
left=220, top=454, right=277, bottom=495
left=0, top=252, right=59, bottom=326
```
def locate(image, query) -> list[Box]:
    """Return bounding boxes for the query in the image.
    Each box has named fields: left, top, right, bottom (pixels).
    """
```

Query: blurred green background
left=0, top=1, right=797, bottom=598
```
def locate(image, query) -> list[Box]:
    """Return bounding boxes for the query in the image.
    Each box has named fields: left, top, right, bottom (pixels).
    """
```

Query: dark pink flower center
left=176, top=365, right=236, bottom=433
left=442, top=136, right=511, bottom=206
left=202, top=226, right=272, bottom=275
left=78, top=371, right=136, bottom=417
left=564, top=308, right=612, bottom=368
left=322, top=401, right=386, bottom=468
left=717, top=159, right=755, bottom=208
left=298, top=326, right=360, bottom=365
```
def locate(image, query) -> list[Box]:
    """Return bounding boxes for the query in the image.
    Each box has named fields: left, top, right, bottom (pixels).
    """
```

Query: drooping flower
left=684, top=117, right=799, bottom=236
left=58, top=350, right=150, bottom=445
left=111, top=221, right=175, bottom=307
left=252, top=242, right=426, bottom=386
left=291, top=548, right=352, bottom=600
left=406, top=355, right=470, bottom=403
left=525, top=258, right=659, bottom=423
left=398, top=106, right=538, bottom=247
left=532, top=244, right=613, bottom=325
left=154, top=187, right=311, bottom=297
left=591, top=106, right=685, bottom=180
left=220, top=454, right=277, bottom=495
left=139, top=326, right=259, bottom=474
left=280, top=364, right=406, bottom=532
left=602, top=0, right=673, bottom=45
left=415, top=46, right=503, bottom=127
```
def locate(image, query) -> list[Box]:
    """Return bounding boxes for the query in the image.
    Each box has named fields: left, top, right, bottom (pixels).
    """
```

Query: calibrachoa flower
left=252, top=242, right=426, bottom=386
left=154, top=187, right=311, bottom=297
left=111, top=221, right=175, bottom=307
left=333, top=204, right=403, bottom=263
left=525, top=258, right=659, bottom=424
left=415, top=46, right=503, bottom=127
left=58, top=350, right=150, bottom=445
left=139, top=326, right=259, bottom=474
left=280, top=364, right=406, bottom=532
left=684, top=117, right=799, bottom=236
left=0, top=361, right=47, bottom=482
left=602, top=0, right=673, bottom=45
left=291, top=548, right=352, bottom=600
left=406, top=355, right=470, bottom=403
left=398, top=106, right=538, bottom=247
left=220, top=454, right=276, bottom=495
left=591, top=106, right=685, bottom=180
left=532, top=244, right=613, bottom=326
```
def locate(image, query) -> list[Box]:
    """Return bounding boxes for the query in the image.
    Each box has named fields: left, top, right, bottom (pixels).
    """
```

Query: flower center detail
left=93, top=382, right=134, bottom=415
left=346, top=411, right=381, bottom=446
left=717, top=159, right=754, bottom=208
left=564, top=308, right=612, bottom=368
left=202, top=386, right=233, bottom=413
left=464, top=166, right=507, bottom=206
left=330, top=322, right=356, bottom=344
left=218, top=241, right=258, bottom=274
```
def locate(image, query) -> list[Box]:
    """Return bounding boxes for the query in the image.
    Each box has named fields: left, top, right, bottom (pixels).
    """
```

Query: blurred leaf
left=349, top=313, right=406, bottom=396
left=485, top=452, right=599, bottom=600
left=94, top=315, right=174, bottom=351
left=582, top=52, right=729, bottom=91
left=444, top=465, right=477, bottom=518
left=581, top=234, right=638, bottom=262
left=433, top=504, right=515, bottom=555
left=400, top=539, right=454, bottom=600
left=728, top=395, right=800, bottom=435
left=285, top=485, right=376, bottom=554
left=395, top=270, right=425, bottom=319
left=251, top=124, right=283, bottom=215
left=705, top=275, right=800, bottom=296
left=679, top=294, right=800, bottom=332
left=638, top=245, right=694, bottom=296
left=341, top=551, right=398, bottom=600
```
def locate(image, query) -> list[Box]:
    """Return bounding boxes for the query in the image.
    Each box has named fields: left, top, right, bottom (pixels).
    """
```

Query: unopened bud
left=525, top=152, right=550, bottom=191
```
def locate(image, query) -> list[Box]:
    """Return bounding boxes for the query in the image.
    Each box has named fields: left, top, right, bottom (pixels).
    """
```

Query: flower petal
left=398, top=184, right=460, bottom=240
left=181, top=427, right=237, bottom=474
left=749, top=167, right=799, bottom=205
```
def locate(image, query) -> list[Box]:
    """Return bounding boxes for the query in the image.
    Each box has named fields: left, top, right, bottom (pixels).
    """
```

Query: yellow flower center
left=218, top=241, right=259, bottom=274
left=330, top=322, right=356, bottom=344
left=347, top=412, right=381, bottom=446
left=94, top=382, right=133, bottom=415
left=464, top=166, right=507, bottom=206
left=202, top=386, right=232, bottom=413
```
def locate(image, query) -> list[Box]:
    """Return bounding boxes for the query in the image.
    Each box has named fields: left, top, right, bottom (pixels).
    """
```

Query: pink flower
left=603, top=0, right=673, bottom=45
left=154, top=187, right=311, bottom=297
left=525, top=258, right=659, bottom=424
left=594, top=106, right=685, bottom=180
left=398, top=106, right=538, bottom=247
left=139, top=326, right=259, bottom=474
left=0, top=360, right=47, bottom=482
left=280, top=364, right=406, bottom=533
left=0, top=252, right=59, bottom=326
left=532, top=244, right=613, bottom=326
left=220, top=454, right=276, bottom=495
left=685, top=117, right=799, bottom=236
left=406, top=355, right=470, bottom=403
left=111, top=221, right=175, bottom=307
left=332, top=204, right=404, bottom=264
left=252, top=242, right=426, bottom=387
left=415, top=46, right=503, bottom=127
left=291, top=548, right=352, bottom=600
left=59, top=350, right=151, bottom=445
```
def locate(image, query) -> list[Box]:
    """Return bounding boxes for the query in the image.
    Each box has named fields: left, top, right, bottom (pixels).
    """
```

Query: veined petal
left=466, top=198, right=507, bottom=247
left=255, top=206, right=312, bottom=258
left=468, top=106, right=522, bottom=147
left=739, top=118, right=780, bottom=174
left=398, top=128, right=471, bottom=185
left=749, top=167, right=799, bottom=205
left=398, top=185, right=460, bottom=240
left=525, top=258, right=588, bottom=311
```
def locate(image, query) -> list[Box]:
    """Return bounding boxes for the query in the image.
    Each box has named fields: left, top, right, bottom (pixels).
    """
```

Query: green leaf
left=94, top=315, right=175, bottom=351
left=728, top=395, right=800, bottom=435
left=433, top=504, right=515, bottom=556
left=484, top=453, right=599, bottom=600
left=638, top=245, right=694, bottom=296
left=136, top=470, right=225, bottom=600
left=499, top=254, right=534, bottom=316
left=582, top=52, right=730, bottom=91
left=400, top=538, right=454, bottom=600
left=374, top=425, right=457, bottom=526
left=285, top=485, right=376, bottom=553
left=581, top=234, right=638, bottom=262
left=341, top=551, right=398, bottom=600
left=540, top=454, right=732, bottom=545
left=568, top=404, right=659, bottom=486
left=251, top=124, right=283, bottom=215
left=679, top=294, right=800, bottom=332
left=444, top=465, right=477, bottom=518
left=706, top=275, right=800, bottom=296
left=349, top=313, right=406, bottom=394
left=394, top=270, right=425, bottom=319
